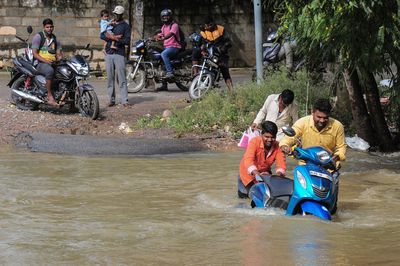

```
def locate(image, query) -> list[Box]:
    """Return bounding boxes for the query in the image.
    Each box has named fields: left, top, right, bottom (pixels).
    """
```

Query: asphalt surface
left=13, top=132, right=205, bottom=156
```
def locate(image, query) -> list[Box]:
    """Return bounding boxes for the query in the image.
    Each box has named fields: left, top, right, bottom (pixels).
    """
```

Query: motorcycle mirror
left=27, top=26, right=33, bottom=34
left=282, top=126, right=296, bottom=137
left=84, top=43, right=90, bottom=49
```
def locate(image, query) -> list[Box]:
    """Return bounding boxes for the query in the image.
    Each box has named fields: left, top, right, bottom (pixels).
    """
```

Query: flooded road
left=0, top=149, right=399, bottom=265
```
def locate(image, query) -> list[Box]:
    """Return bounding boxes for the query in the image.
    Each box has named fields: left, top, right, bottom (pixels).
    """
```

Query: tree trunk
left=363, top=71, right=395, bottom=151
left=343, top=68, right=377, bottom=146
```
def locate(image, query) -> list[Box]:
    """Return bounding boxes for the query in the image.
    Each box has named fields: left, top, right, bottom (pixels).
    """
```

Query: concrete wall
left=139, top=0, right=271, bottom=67
left=0, top=0, right=113, bottom=71
left=0, top=0, right=271, bottom=70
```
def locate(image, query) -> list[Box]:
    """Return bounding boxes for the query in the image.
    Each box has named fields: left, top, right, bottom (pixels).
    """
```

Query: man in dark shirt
left=100, top=5, right=131, bottom=107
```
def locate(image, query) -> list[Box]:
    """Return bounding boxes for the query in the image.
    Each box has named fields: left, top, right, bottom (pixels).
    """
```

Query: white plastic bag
left=345, top=135, right=370, bottom=151
left=238, top=127, right=260, bottom=148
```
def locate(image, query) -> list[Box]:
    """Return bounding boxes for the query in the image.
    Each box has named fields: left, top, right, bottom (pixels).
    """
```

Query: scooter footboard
left=300, top=201, right=331, bottom=221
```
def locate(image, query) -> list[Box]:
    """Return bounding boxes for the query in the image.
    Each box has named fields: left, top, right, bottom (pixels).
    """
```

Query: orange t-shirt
left=239, top=136, right=286, bottom=186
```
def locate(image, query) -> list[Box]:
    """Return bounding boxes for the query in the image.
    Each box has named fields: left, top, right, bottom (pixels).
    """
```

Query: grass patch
left=136, top=69, right=332, bottom=138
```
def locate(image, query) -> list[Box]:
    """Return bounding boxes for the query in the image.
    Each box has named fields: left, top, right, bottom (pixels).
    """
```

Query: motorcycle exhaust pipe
left=12, top=89, right=44, bottom=103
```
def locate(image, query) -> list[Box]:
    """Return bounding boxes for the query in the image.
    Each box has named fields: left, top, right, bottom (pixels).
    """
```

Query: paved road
left=0, top=67, right=253, bottom=101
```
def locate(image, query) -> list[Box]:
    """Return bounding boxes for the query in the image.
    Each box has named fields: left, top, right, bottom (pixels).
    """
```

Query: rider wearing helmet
left=155, top=9, right=182, bottom=91
left=189, top=32, right=203, bottom=76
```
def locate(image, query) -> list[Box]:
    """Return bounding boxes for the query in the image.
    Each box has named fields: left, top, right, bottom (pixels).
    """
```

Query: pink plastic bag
left=238, top=127, right=260, bottom=148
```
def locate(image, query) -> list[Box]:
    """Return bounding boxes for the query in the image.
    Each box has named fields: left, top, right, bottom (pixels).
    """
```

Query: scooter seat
left=262, top=175, right=294, bottom=197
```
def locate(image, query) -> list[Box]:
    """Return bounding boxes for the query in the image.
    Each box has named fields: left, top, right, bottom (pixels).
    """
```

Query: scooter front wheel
left=188, top=73, right=213, bottom=100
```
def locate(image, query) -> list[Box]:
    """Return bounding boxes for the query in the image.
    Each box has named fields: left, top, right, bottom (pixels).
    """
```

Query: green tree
left=266, top=0, right=399, bottom=151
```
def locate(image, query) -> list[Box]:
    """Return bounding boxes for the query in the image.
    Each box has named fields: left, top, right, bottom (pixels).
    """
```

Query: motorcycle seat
left=261, top=175, right=293, bottom=197
left=19, top=58, right=39, bottom=75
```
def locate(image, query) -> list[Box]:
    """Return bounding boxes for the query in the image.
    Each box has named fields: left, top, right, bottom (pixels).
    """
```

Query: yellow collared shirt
left=279, top=115, right=347, bottom=161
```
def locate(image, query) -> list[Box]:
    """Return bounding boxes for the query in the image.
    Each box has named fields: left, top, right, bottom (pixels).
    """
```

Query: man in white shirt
left=251, top=89, right=299, bottom=141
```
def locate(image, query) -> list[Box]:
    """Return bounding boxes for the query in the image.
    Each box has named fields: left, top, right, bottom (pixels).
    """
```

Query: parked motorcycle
left=188, top=44, right=223, bottom=100
left=252, top=30, right=304, bottom=82
left=7, top=26, right=99, bottom=120
left=239, top=126, right=340, bottom=221
left=125, top=38, right=192, bottom=93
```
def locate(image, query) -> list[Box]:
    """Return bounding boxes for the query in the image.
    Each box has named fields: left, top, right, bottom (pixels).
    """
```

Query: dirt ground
left=0, top=70, right=251, bottom=152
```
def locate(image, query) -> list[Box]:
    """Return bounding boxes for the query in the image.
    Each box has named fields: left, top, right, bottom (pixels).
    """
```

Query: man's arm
left=253, top=95, right=273, bottom=126
left=274, top=146, right=286, bottom=176
left=290, top=102, right=299, bottom=124
left=243, top=138, right=260, bottom=176
left=279, top=118, right=305, bottom=153
left=116, top=23, right=131, bottom=46
left=56, top=41, right=63, bottom=60
left=333, top=123, right=347, bottom=161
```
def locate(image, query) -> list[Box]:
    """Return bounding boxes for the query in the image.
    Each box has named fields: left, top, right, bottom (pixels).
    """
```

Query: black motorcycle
left=8, top=26, right=99, bottom=120
left=188, top=44, right=223, bottom=100
left=125, top=38, right=192, bottom=93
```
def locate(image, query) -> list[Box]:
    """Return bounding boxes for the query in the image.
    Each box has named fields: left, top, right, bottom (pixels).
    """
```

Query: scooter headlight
left=296, top=170, right=307, bottom=189
left=316, top=150, right=330, bottom=163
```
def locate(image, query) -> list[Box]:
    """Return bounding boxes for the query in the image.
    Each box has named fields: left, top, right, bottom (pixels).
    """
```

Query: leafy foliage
left=267, top=0, right=400, bottom=75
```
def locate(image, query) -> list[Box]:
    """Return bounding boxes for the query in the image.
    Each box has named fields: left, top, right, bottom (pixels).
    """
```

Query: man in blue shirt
left=101, top=5, right=131, bottom=107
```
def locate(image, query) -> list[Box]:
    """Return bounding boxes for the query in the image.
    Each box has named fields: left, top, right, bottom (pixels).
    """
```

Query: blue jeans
left=161, top=47, right=179, bottom=74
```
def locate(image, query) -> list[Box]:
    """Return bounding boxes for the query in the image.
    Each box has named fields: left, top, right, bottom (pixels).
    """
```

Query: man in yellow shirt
left=280, top=98, right=347, bottom=163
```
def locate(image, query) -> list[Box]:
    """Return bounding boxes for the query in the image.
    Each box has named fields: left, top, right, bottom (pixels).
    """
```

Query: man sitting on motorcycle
left=154, top=9, right=182, bottom=91
left=31, top=18, right=63, bottom=108
left=238, top=121, right=286, bottom=198
left=194, top=17, right=233, bottom=92
left=279, top=98, right=347, bottom=165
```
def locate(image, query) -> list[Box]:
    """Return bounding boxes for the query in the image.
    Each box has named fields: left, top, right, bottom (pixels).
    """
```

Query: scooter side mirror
left=84, top=43, right=90, bottom=49
left=282, top=126, right=296, bottom=137
left=27, top=26, right=33, bottom=34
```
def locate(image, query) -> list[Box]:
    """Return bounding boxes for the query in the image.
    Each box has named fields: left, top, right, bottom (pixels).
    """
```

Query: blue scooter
left=246, top=126, right=340, bottom=221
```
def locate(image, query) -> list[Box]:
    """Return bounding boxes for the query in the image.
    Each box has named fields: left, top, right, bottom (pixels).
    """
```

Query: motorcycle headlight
left=296, top=170, right=307, bottom=189
left=211, top=56, right=219, bottom=63
left=71, top=61, right=89, bottom=76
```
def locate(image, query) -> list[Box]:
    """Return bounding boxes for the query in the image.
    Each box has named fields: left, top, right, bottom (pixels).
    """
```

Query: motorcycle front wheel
left=188, top=73, right=213, bottom=100
left=126, top=64, right=146, bottom=93
left=10, top=76, right=39, bottom=111
left=78, top=90, right=99, bottom=120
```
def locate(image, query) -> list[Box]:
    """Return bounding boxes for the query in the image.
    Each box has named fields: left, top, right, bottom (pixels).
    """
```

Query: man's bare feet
left=47, top=99, right=60, bottom=109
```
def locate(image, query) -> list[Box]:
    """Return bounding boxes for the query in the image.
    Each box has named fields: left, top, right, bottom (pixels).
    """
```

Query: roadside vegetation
left=136, top=69, right=341, bottom=138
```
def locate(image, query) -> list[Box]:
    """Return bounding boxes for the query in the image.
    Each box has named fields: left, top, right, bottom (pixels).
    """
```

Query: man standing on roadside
left=101, top=5, right=131, bottom=107
left=251, top=89, right=298, bottom=141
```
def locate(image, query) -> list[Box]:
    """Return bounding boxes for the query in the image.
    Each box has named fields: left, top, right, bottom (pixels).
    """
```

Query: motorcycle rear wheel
left=11, top=76, right=39, bottom=111
left=126, top=64, right=146, bottom=93
left=188, top=73, right=213, bottom=100
left=78, top=90, right=99, bottom=120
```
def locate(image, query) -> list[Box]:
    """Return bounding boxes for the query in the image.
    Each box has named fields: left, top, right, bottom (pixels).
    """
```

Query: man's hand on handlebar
left=280, top=145, right=292, bottom=155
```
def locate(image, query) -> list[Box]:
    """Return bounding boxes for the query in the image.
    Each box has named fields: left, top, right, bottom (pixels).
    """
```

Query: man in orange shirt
left=238, top=121, right=286, bottom=198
